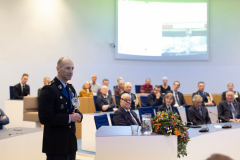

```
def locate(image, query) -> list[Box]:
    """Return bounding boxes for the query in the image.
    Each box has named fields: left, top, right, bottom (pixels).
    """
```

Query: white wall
left=1, top=0, right=240, bottom=111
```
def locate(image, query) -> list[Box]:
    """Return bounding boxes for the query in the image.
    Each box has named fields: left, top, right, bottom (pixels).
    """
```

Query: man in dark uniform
left=38, top=57, right=83, bottom=160
left=192, top=82, right=216, bottom=106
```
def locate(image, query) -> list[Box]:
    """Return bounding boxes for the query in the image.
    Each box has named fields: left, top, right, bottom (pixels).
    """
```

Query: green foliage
left=151, top=110, right=190, bottom=158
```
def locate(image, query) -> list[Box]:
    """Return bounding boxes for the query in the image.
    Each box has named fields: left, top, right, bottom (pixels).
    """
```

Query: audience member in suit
left=218, top=91, right=240, bottom=122
left=222, top=83, right=240, bottom=102
left=167, top=81, right=186, bottom=108
left=187, top=95, right=211, bottom=125
left=96, top=86, right=116, bottom=112
left=38, top=77, right=50, bottom=97
left=117, top=82, right=139, bottom=110
left=13, top=73, right=30, bottom=99
left=79, top=81, right=93, bottom=97
left=160, top=77, right=171, bottom=95
left=140, top=78, right=153, bottom=93
left=147, top=85, right=163, bottom=108
left=192, top=82, right=216, bottom=106
left=158, top=93, right=181, bottom=120
left=89, top=74, right=100, bottom=96
left=97, top=79, right=112, bottom=96
left=114, top=77, right=123, bottom=90
left=115, top=80, right=124, bottom=95
left=113, top=93, right=141, bottom=126
left=0, top=108, right=9, bottom=126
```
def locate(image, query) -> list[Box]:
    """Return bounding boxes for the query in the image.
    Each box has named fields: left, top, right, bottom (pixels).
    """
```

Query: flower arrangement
left=151, top=110, right=190, bottom=158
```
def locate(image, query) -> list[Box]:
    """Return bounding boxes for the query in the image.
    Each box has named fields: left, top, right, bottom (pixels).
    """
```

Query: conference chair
left=113, top=85, right=118, bottom=92
left=140, top=96, right=148, bottom=107
left=135, top=85, right=141, bottom=93
left=0, top=125, right=3, bottom=130
left=109, top=113, right=114, bottom=126
left=184, top=105, right=192, bottom=123
left=9, top=86, right=14, bottom=100
left=115, top=95, right=119, bottom=105
left=94, top=114, right=109, bottom=130
left=93, top=96, right=99, bottom=112
left=138, top=106, right=154, bottom=122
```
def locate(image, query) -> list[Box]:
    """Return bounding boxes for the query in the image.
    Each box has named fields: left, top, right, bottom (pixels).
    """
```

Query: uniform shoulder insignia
left=47, top=80, right=55, bottom=86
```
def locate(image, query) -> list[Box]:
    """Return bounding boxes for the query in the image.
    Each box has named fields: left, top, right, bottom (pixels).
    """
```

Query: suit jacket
left=113, top=106, right=141, bottom=126
left=117, top=91, right=139, bottom=110
left=218, top=100, right=240, bottom=122
left=192, top=91, right=216, bottom=106
left=96, top=94, right=116, bottom=112
left=167, top=90, right=186, bottom=106
left=187, top=105, right=211, bottom=125
left=38, top=77, right=83, bottom=154
left=147, top=92, right=162, bottom=108
left=38, top=88, right=42, bottom=97
left=157, top=104, right=181, bottom=120
left=222, top=91, right=240, bottom=103
left=13, top=83, right=30, bottom=99
left=0, top=108, right=9, bottom=125
left=97, top=88, right=112, bottom=97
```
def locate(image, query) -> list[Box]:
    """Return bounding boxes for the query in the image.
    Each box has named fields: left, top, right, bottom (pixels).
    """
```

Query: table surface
left=0, top=127, right=43, bottom=140
left=96, top=122, right=240, bottom=138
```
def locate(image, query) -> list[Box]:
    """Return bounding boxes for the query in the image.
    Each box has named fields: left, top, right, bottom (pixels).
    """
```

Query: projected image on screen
left=116, top=0, right=209, bottom=61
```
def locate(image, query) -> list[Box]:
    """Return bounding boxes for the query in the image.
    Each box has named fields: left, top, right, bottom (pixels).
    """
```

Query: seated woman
left=0, top=108, right=9, bottom=129
left=115, top=80, right=124, bottom=95
left=160, top=77, right=171, bottom=95
left=222, top=83, right=240, bottom=102
left=79, top=81, right=93, bottom=97
left=157, top=93, right=181, bottom=120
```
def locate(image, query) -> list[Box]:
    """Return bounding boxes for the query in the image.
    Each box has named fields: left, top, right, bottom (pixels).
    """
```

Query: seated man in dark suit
left=117, top=82, right=139, bottom=110
left=192, top=82, right=216, bottom=106
left=158, top=93, right=181, bottom=120
left=167, top=81, right=186, bottom=108
left=0, top=108, right=9, bottom=126
left=38, top=77, right=50, bottom=97
left=13, top=73, right=30, bottom=99
left=97, top=79, right=112, bottom=96
left=113, top=93, right=141, bottom=126
left=218, top=91, right=240, bottom=122
left=147, top=85, right=162, bottom=108
left=187, top=95, right=211, bottom=125
left=222, top=83, right=240, bottom=102
left=96, top=86, right=116, bottom=112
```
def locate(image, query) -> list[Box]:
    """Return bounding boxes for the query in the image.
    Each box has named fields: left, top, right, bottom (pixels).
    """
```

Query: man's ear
left=56, top=66, right=59, bottom=72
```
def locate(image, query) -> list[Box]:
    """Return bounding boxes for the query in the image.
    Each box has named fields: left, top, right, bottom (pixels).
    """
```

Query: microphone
left=199, top=123, right=209, bottom=132
left=209, top=111, right=231, bottom=128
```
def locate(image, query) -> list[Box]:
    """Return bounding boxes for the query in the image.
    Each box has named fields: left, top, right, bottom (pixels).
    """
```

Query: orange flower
left=174, top=129, right=180, bottom=136
left=171, top=116, right=174, bottom=119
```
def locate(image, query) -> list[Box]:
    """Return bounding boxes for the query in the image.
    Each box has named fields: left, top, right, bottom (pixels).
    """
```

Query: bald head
left=120, top=93, right=131, bottom=110
left=43, top=77, right=50, bottom=86
left=124, top=82, right=132, bottom=93
left=100, top=85, right=108, bottom=96
left=56, top=57, right=74, bottom=83
left=91, top=74, right=97, bottom=83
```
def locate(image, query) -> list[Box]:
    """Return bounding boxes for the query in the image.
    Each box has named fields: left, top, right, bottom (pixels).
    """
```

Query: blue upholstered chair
left=93, top=96, right=99, bottom=112
left=135, top=85, right=141, bottom=93
left=109, top=113, right=114, bottom=126
left=184, top=105, right=192, bottom=123
left=94, top=114, right=109, bottom=130
left=140, top=96, right=148, bottom=107
left=113, top=85, right=118, bottom=92
left=138, top=106, right=155, bottom=122
left=10, top=86, right=14, bottom=100
left=0, top=125, right=3, bottom=130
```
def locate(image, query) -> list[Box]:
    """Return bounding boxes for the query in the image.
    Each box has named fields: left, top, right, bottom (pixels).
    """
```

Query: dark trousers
left=46, top=153, right=76, bottom=160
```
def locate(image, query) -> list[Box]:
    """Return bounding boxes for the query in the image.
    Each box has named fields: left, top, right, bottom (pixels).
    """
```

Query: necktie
left=229, top=103, right=237, bottom=118
left=127, top=111, right=138, bottom=125
left=22, top=85, right=26, bottom=96
left=167, top=106, right=172, bottom=112
left=65, top=86, right=72, bottom=110
left=198, top=108, right=203, bottom=117
left=175, top=92, right=180, bottom=106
